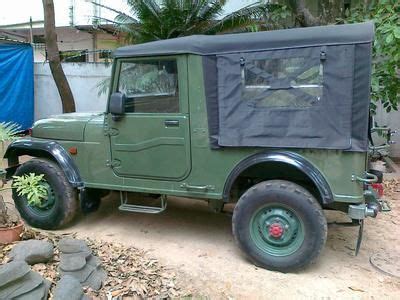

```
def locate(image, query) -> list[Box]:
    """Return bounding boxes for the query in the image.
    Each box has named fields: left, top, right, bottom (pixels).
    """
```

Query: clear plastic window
left=242, top=57, right=323, bottom=108
left=118, top=60, right=179, bottom=113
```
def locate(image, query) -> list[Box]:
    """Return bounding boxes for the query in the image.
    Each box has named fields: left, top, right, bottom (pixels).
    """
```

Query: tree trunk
left=42, top=0, right=76, bottom=113
left=289, top=0, right=321, bottom=27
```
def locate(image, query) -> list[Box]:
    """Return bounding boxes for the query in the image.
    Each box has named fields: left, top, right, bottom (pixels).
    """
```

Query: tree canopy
left=94, top=0, right=276, bottom=43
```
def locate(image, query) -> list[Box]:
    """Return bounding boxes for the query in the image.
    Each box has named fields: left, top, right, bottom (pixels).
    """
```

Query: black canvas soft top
left=114, top=22, right=374, bottom=58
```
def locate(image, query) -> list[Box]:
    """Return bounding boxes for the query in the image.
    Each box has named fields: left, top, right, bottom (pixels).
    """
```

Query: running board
left=118, top=192, right=167, bottom=214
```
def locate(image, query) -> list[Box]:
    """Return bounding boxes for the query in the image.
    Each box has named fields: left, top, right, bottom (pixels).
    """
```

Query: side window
left=242, top=56, right=323, bottom=108
left=118, top=60, right=179, bottom=113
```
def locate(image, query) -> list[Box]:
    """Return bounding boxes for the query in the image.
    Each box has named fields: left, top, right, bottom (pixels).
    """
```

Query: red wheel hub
left=269, top=223, right=284, bottom=238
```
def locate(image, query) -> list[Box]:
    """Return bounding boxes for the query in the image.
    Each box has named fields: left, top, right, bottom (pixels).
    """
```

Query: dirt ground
left=3, top=175, right=400, bottom=298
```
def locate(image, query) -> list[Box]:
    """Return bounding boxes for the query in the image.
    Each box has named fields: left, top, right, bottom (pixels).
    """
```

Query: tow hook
left=365, top=202, right=379, bottom=218
left=352, top=172, right=378, bottom=184
left=348, top=202, right=379, bottom=220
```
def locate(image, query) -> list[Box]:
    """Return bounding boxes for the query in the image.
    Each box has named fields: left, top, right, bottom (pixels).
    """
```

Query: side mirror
left=109, top=92, right=126, bottom=121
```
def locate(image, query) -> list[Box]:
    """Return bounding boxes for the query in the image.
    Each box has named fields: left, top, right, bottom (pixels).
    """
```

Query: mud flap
left=355, top=219, right=364, bottom=256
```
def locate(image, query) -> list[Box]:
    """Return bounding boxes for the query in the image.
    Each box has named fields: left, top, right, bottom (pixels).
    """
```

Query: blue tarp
left=0, top=43, right=34, bottom=130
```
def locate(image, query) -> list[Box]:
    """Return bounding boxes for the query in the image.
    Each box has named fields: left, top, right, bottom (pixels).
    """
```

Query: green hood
left=32, top=112, right=104, bottom=141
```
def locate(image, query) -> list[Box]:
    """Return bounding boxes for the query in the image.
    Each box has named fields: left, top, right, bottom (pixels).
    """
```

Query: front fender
left=4, top=138, right=83, bottom=188
left=223, top=151, right=333, bottom=205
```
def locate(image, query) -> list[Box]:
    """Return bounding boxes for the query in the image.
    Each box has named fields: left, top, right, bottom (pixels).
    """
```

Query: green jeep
left=5, top=22, right=385, bottom=272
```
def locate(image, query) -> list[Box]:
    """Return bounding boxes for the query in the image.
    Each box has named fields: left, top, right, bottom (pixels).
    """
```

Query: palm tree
left=92, top=0, right=274, bottom=43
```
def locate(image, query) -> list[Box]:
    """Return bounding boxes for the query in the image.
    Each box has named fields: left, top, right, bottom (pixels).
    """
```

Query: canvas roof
left=114, top=22, right=374, bottom=58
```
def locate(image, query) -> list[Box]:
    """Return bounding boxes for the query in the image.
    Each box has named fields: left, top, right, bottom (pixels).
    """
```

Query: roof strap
left=320, top=46, right=327, bottom=61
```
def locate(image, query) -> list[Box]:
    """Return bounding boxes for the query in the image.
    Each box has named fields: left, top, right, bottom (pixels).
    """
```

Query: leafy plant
left=0, top=121, right=20, bottom=158
left=0, top=122, right=20, bottom=143
left=12, top=174, right=48, bottom=207
left=338, top=0, right=400, bottom=112
left=0, top=122, right=47, bottom=217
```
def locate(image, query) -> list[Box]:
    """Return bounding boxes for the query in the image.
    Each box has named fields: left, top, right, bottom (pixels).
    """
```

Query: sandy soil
left=3, top=174, right=400, bottom=298
left=52, top=179, right=400, bottom=299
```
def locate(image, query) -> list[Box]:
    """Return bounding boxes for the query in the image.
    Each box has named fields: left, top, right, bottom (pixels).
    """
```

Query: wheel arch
left=4, top=138, right=83, bottom=188
left=223, top=151, right=333, bottom=205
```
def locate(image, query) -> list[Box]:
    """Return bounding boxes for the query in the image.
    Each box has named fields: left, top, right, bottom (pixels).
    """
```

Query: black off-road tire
left=232, top=180, right=327, bottom=272
left=80, top=188, right=110, bottom=214
left=13, top=158, right=78, bottom=230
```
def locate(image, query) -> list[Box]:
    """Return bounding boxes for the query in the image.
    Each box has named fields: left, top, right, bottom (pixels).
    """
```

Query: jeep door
left=107, top=56, right=191, bottom=180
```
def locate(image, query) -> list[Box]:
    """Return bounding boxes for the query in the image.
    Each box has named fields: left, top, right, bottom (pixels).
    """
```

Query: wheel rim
left=250, top=203, right=304, bottom=257
left=26, top=180, right=56, bottom=216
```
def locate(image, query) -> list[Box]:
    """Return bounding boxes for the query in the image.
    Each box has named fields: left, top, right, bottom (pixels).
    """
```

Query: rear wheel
left=13, top=158, right=78, bottom=229
left=232, top=180, right=327, bottom=272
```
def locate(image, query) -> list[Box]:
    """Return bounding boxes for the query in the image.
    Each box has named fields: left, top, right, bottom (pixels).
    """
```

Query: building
left=0, top=21, right=125, bottom=62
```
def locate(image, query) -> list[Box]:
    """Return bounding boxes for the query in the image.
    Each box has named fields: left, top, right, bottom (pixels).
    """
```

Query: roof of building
left=114, top=22, right=374, bottom=58
left=0, top=36, right=30, bottom=44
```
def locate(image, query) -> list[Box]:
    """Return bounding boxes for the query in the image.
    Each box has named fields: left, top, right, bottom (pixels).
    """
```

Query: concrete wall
left=34, top=62, right=111, bottom=120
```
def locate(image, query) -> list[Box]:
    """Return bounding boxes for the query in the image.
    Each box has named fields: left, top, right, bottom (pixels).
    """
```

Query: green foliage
left=95, top=0, right=274, bottom=44
left=339, top=0, right=400, bottom=112
left=248, top=4, right=292, bottom=32
left=0, top=122, right=20, bottom=143
left=0, top=122, right=20, bottom=161
left=12, top=174, right=48, bottom=207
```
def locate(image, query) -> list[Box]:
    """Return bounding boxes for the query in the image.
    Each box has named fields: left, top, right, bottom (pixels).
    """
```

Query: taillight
left=371, top=183, right=384, bottom=198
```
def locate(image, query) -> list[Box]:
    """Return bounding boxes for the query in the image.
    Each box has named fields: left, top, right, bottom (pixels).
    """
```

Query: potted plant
left=0, top=122, right=47, bottom=244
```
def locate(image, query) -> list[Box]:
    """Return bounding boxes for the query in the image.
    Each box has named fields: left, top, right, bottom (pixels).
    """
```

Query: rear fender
left=223, top=151, right=333, bottom=205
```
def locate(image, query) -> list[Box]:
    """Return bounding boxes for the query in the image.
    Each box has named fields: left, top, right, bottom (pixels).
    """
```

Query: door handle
left=164, top=120, right=179, bottom=127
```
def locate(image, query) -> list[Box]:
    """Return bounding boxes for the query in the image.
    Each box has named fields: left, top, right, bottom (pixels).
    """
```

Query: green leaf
left=394, top=27, right=400, bottom=39
left=385, top=33, right=394, bottom=44
left=12, top=174, right=48, bottom=207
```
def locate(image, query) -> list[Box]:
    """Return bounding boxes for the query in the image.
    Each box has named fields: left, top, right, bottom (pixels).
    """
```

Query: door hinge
left=106, top=159, right=121, bottom=168
left=104, top=128, right=119, bottom=136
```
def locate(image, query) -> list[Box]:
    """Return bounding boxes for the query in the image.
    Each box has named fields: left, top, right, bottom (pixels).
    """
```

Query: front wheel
left=232, top=180, right=327, bottom=272
left=13, top=158, right=78, bottom=230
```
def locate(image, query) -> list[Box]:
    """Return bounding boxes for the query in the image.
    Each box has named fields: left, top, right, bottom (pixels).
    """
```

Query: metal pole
left=29, top=16, right=33, bottom=43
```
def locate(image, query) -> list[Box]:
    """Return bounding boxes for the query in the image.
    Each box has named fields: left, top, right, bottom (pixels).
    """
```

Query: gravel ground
left=2, top=174, right=400, bottom=299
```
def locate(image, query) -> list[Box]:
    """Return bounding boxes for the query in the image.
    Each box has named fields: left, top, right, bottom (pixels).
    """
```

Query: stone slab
left=82, top=267, right=107, bottom=291
left=9, top=240, right=54, bottom=265
left=58, top=238, right=91, bottom=254
left=59, top=253, right=88, bottom=272
left=59, top=261, right=96, bottom=283
left=53, top=275, right=85, bottom=300
left=0, top=271, right=44, bottom=299
left=0, top=261, right=30, bottom=288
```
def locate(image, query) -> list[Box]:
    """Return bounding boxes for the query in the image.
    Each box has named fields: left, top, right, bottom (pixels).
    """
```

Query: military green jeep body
left=5, top=22, right=382, bottom=272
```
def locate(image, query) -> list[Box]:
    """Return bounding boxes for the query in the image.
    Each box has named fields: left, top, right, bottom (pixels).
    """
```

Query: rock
left=0, top=261, right=51, bottom=300
left=59, top=253, right=89, bottom=272
left=59, top=238, right=91, bottom=254
left=0, top=270, right=44, bottom=299
left=53, top=276, right=86, bottom=300
left=0, top=261, right=30, bottom=287
left=82, top=267, right=108, bottom=291
left=86, top=254, right=101, bottom=268
left=58, top=238, right=107, bottom=291
left=14, top=279, right=51, bottom=300
left=9, top=240, right=54, bottom=265
left=59, top=261, right=96, bottom=283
